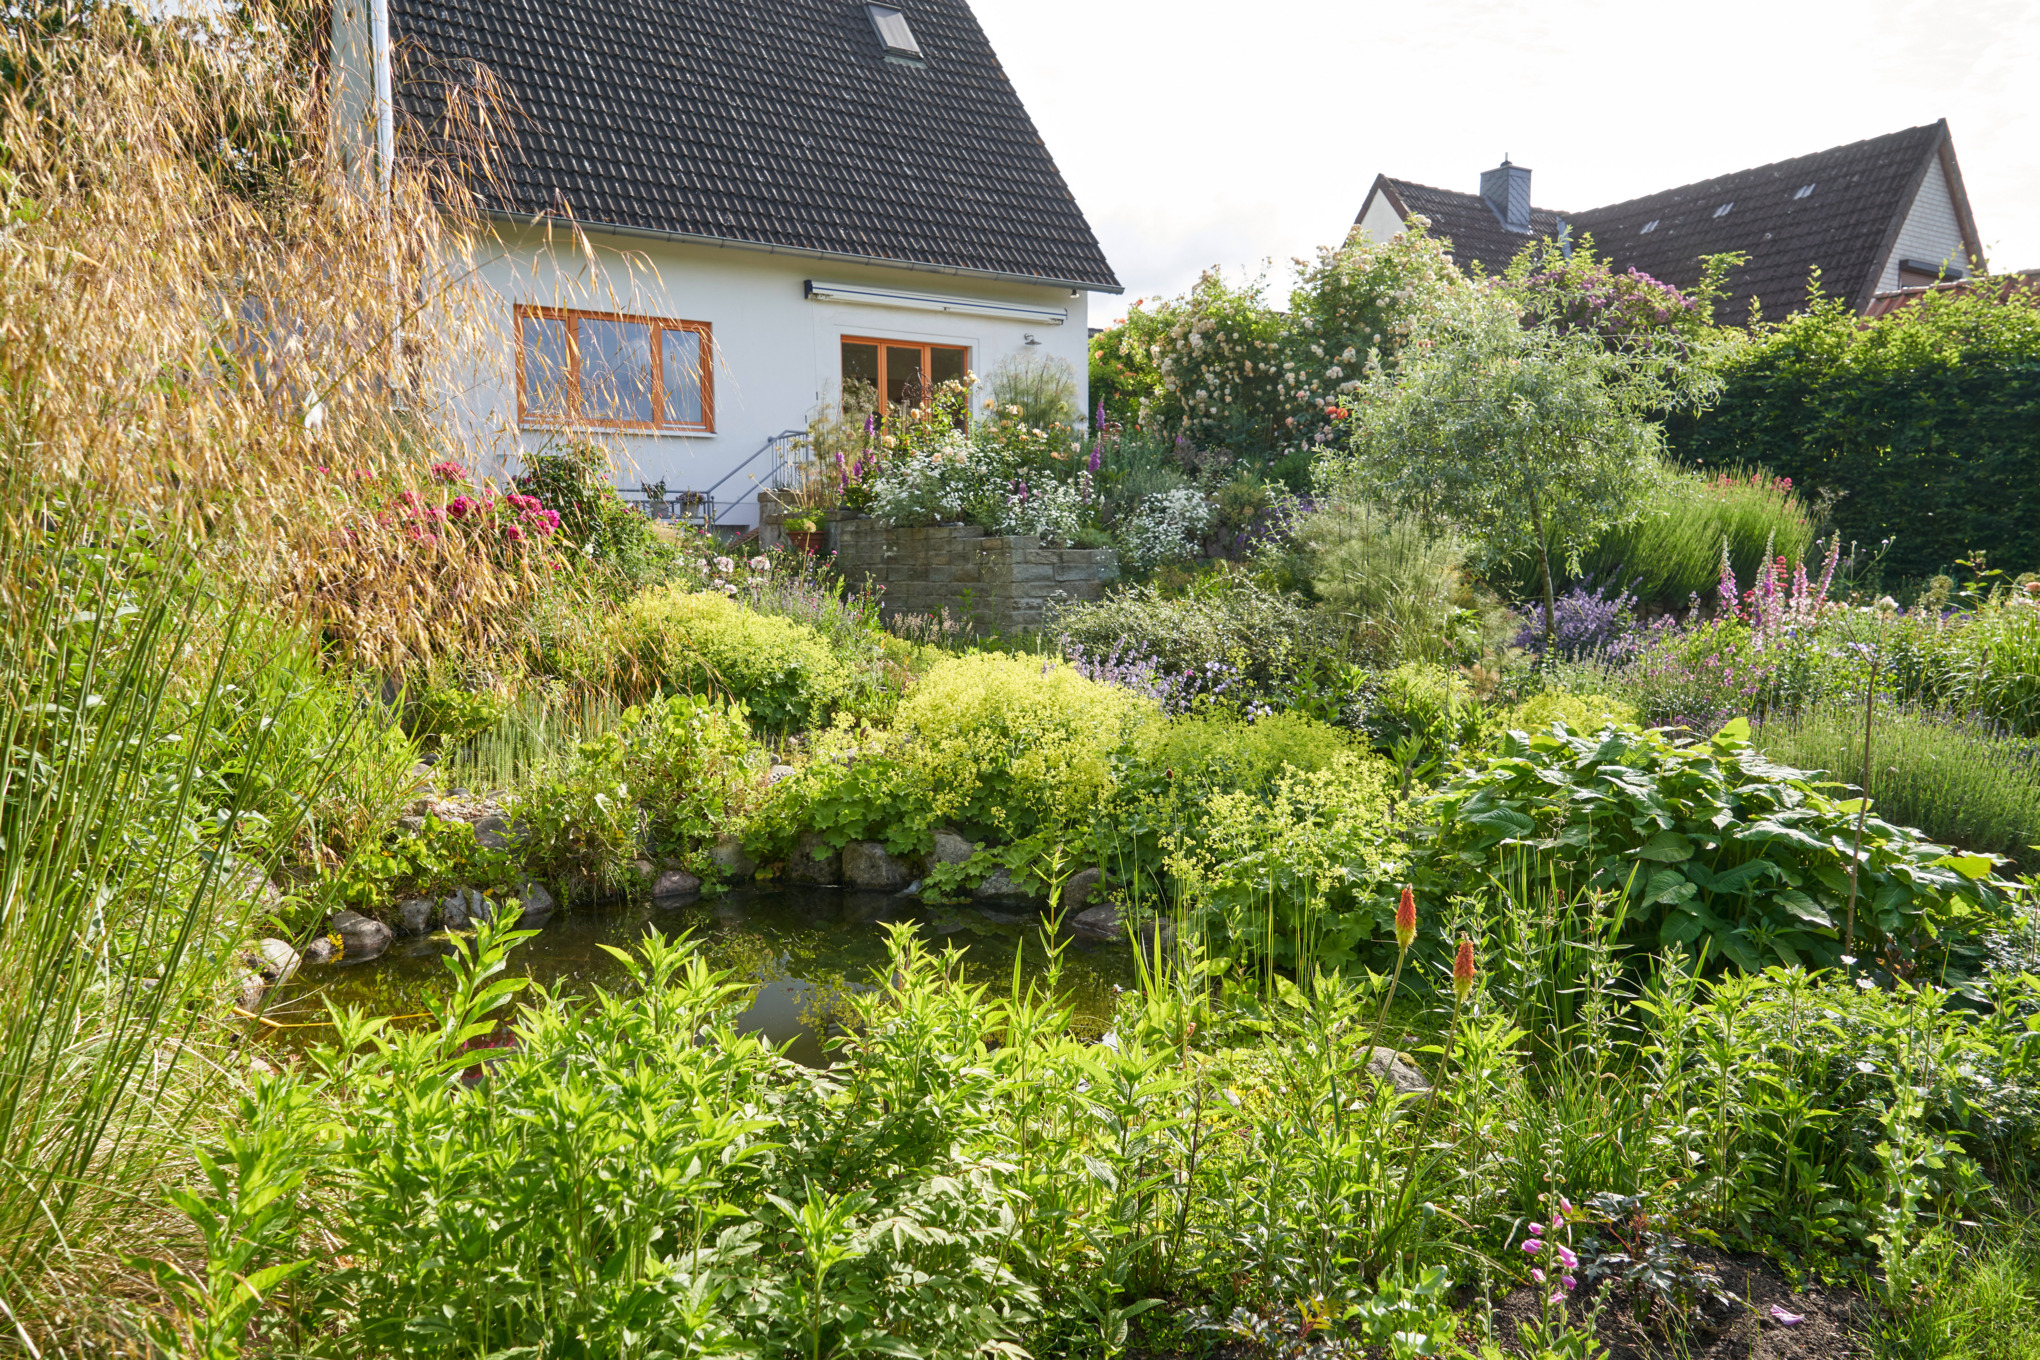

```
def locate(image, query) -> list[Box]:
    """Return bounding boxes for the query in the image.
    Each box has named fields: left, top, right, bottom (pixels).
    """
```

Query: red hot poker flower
left=1453, top=938, right=1476, bottom=1003
left=1395, top=885, right=1417, bottom=953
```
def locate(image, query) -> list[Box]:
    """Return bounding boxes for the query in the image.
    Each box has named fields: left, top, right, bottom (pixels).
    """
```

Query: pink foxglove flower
left=1769, top=1306, right=1804, bottom=1326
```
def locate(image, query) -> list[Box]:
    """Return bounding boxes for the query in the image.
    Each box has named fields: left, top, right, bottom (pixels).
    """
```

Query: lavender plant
left=1513, top=581, right=1640, bottom=661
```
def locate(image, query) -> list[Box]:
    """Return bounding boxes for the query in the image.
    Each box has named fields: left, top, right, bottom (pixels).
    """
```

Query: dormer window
left=1794, top=183, right=1816, bottom=199
left=1639, top=219, right=1659, bottom=234
left=866, top=4, right=924, bottom=63
left=1713, top=202, right=1734, bottom=218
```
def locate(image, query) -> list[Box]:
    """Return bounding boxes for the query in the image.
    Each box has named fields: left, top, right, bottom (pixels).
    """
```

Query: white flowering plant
left=1122, top=488, right=1212, bottom=568
left=990, top=473, right=1089, bottom=544
left=864, top=423, right=1097, bottom=545
left=1090, top=226, right=1467, bottom=460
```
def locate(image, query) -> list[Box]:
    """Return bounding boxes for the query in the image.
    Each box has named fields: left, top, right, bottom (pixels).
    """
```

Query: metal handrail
left=703, top=428, right=805, bottom=525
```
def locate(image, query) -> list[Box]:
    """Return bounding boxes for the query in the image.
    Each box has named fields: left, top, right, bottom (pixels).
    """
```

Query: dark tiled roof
left=1361, top=124, right=1980, bottom=321
left=1368, top=176, right=1569, bottom=277
left=390, top=0, right=1120, bottom=290
left=1569, top=123, right=1950, bottom=322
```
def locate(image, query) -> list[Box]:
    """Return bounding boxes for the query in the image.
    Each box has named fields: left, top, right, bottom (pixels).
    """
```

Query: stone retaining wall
left=829, top=514, right=1119, bottom=635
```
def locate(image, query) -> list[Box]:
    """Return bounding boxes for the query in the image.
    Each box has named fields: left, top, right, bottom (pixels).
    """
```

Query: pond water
left=260, top=887, right=1136, bottom=1065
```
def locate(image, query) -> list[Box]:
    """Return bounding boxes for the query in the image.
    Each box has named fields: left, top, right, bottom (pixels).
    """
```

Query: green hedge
left=1667, top=284, right=2040, bottom=581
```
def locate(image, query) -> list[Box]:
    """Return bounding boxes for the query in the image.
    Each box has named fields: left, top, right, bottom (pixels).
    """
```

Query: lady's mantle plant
left=1418, top=719, right=2012, bottom=973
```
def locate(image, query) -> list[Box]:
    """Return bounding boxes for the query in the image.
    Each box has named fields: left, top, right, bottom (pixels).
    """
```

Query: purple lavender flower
left=1515, top=580, right=1639, bottom=661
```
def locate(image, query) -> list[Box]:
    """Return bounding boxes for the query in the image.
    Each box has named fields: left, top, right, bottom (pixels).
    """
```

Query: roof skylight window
left=1639, top=219, right=1659, bottom=234
left=866, top=4, right=924, bottom=62
left=1713, top=202, right=1734, bottom=218
left=1794, top=183, right=1816, bottom=199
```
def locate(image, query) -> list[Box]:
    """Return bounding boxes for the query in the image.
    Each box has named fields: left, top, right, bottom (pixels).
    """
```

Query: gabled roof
left=390, top=0, right=1120, bottom=292
left=1355, top=123, right=1986, bottom=322
left=1355, top=174, right=1569, bottom=277
left=1568, top=121, right=1980, bottom=321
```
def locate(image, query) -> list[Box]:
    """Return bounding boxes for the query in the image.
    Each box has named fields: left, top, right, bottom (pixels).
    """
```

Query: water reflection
left=262, top=886, right=1133, bottom=1064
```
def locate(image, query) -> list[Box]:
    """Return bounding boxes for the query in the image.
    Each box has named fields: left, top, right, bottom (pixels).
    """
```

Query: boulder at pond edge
left=843, top=841, right=914, bottom=891
left=788, top=832, right=841, bottom=885
left=651, top=869, right=702, bottom=905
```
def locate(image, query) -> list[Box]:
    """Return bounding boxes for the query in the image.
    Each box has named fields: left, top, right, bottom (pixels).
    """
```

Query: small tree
left=1334, top=286, right=1718, bottom=653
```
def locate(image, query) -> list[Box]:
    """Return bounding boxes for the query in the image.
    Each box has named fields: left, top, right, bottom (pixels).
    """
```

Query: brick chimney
left=1480, top=156, right=1533, bottom=234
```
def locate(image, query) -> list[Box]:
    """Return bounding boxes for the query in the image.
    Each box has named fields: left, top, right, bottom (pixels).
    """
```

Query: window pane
left=885, top=344, right=925, bottom=406
left=841, top=341, right=879, bottom=396
left=581, top=318, right=655, bottom=423
left=661, top=327, right=704, bottom=427
left=522, top=315, right=569, bottom=419
left=929, top=345, right=968, bottom=387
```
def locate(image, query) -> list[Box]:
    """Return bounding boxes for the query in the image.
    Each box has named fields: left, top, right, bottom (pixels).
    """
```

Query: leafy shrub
left=263, top=926, right=1036, bottom=1358
left=1298, top=502, right=1481, bottom=665
left=1501, top=690, right=1638, bottom=736
left=1175, top=751, right=1405, bottom=971
left=618, top=587, right=853, bottom=735
left=894, top=654, right=1154, bottom=844
left=744, top=724, right=939, bottom=862
left=1759, top=705, right=2040, bottom=871
left=402, top=680, right=504, bottom=749
left=514, top=694, right=760, bottom=886
left=1344, top=662, right=1491, bottom=780
left=1417, top=720, right=2013, bottom=972
left=326, top=815, right=518, bottom=912
left=1666, top=283, right=2040, bottom=581
left=1089, top=230, right=1465, bottom=459
left=511, top=441, right=666, bottom=569
left=1054, top=578, right=1345, bottom=713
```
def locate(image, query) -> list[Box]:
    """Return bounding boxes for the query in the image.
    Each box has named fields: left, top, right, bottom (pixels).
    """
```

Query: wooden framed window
left=516, top=306, right=713, bottom=432
left=840, top=336, right=969, bottom=406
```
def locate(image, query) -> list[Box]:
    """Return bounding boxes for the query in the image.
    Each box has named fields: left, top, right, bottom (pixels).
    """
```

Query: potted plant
left=783, top=511, right=825, bottom=555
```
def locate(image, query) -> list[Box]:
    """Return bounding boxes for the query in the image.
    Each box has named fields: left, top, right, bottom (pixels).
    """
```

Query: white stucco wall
left=1878, top=157, right=1973, bottom=291
left=1352, top=187, right=1406, bottom=246
left=442, top=225, right=1096, bottom=527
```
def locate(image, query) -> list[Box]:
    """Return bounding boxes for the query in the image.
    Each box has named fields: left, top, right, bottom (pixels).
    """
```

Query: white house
left=1352, top=122, right=1986, bottom=322
left=331, top=0, right=1119, bottom=529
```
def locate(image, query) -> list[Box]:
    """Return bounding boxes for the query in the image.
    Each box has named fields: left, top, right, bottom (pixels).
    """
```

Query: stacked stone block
left=828, top=513, right=1118, bottom=635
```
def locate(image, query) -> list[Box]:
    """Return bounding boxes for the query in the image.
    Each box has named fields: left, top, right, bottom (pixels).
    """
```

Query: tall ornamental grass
left=0, top=1, right=523, bottom=1340
left=0, top=509, right=374, bottom=1338
left=0, top=0, right=548, bottom=673
left=1488, top=465, right=1815, bottom=612
left=1760, top=704, right=2040, bottom=872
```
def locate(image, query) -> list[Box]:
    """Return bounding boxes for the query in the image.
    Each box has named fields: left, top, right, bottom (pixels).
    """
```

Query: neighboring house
left=331, top=0, right=1119, bottom=527
left=1352, top=121, right=1985, bottom=322
left=1861, top=269, right=2040, bottom=321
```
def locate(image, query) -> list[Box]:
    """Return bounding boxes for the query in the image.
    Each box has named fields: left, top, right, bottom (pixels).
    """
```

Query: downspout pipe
left=371, top=0, right=393, bottom=197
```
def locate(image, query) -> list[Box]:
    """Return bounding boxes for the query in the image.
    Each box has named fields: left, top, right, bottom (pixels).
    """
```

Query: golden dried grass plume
left=0, top=0, right=546, bottom=671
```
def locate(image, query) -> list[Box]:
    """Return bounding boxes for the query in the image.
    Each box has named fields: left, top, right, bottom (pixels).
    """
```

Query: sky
left=970, top=0, right=2040, bottom=328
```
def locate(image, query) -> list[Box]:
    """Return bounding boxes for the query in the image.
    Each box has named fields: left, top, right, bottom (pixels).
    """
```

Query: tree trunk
left=1527, top=488, right=1557, bottom=661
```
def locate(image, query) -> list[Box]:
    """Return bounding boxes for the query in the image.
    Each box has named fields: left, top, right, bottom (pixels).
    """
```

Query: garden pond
left=260, top=886, right=1137, bottom=1065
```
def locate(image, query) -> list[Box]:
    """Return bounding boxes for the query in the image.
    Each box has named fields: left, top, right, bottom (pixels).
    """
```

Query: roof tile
left=391, top=0, right=1119, bottom=290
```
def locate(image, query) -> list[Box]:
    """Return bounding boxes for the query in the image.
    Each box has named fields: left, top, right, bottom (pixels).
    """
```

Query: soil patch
left=1490, top=1244, right=1874, bottom=1359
